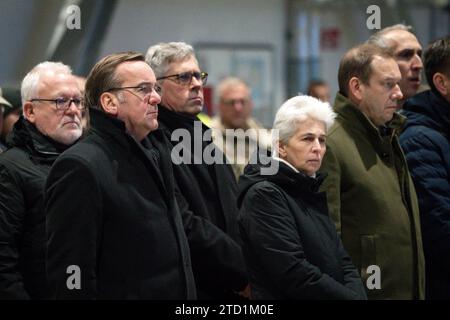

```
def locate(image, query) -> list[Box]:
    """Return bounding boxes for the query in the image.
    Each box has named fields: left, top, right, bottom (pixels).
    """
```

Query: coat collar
left=88, top=107, right=149, bottom=155
left=267, top=158, right=326, bottom=193
left=403, top=90, right=450, bottom=137
left=89, top=107, right=128, bottom=141
left=6, top=116, right=72, bottom=162
left=333, top=92, right=406, bottom=143
left=158, top=105, right=209, bottom=133
left=89, top=107, right=170, bottom=196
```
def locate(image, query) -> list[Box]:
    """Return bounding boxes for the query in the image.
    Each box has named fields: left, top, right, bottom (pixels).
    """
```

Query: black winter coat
left=45, top=108, right=196, bottom=299
left=237, top=158, right=367, bottom=300
left=0, top=117, right=70, bottom=299
left=157, top=106, right=247, bottom=299
left=400, top=90, right=450, bottom=299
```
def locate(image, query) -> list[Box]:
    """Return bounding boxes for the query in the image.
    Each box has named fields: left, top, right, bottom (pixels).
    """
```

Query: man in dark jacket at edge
left=146, top=42, right=248, bottom=299
left=400, top=36, right=450, bottom=299
left=45, top=52, right=196, bottom=299
left=0, top=62, right=84, bottom=299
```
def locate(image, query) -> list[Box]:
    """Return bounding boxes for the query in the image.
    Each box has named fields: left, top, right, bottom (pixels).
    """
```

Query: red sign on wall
left=321, top=28, right=340, bottom=50
left=202, top=86, right=213, bottom=116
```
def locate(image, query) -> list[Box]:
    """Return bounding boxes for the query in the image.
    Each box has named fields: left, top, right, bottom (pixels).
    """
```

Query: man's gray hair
left=145, top=42, right=196, bottom=78
left=272, top=95, right=336, bottom=156
left=21, top=61, right=72, bottom=105
left=367, top=23, right=413, bottom=48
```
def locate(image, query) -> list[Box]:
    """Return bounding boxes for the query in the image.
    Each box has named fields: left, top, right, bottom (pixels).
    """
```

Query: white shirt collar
left=272, top=156, right=299, bottom=173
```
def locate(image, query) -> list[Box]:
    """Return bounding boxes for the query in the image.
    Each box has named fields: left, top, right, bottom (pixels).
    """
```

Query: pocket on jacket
left=360, top=234, right=378, bottom=284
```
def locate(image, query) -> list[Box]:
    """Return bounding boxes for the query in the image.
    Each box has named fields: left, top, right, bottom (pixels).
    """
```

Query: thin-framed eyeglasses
left=107, top=84, right=162, bottom=100
left=30, top=97, right=85, bottom=110
left=157, top=71, right=208, bottom=86
left=221, top=98, right=250, bottom=107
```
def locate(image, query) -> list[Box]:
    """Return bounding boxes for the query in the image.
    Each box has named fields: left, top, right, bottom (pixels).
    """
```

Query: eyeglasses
left=221, top=98, right=250, bottom=106
left=30, top=97, right=85, bottom=110
left=157, top=71, right=208, bottom=86
left=107, top=84, right=162, bottom=100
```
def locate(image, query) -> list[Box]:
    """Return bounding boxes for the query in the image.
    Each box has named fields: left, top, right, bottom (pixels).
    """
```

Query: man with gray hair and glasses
left=0, top=62, right=83, bottom=299
left=146, top=42, right=248, bottom=299
left=368, top=24, right=423, bottom=108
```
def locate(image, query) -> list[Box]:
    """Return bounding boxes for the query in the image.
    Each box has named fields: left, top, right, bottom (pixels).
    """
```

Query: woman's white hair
left=145, top=42, right=196, bottom=78
left=272, top=95, right=336, bottom=156
left=21, top=61, right=72, bottom=105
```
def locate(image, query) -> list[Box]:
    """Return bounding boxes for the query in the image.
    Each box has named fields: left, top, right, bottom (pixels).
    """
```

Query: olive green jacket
left=320, top=93, right=425, bottom=299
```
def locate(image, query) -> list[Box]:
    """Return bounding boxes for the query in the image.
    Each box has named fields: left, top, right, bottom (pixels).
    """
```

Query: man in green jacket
left=320, top=43, right=425, bottom=299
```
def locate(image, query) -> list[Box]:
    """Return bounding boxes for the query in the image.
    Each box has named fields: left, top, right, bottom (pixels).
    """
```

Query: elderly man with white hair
left=237, top=95, right=367, bottom=300
left=0, top=62, right=83, bottom=299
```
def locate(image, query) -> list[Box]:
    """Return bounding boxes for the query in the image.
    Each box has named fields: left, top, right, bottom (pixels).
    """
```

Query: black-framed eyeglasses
left=30, top=97, right=85, bottom=110
left=157, top=71, right=208, bottom=86
left=107, top=84, right=162, bottom=100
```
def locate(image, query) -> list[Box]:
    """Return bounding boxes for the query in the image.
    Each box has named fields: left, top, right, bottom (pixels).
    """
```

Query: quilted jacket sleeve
left=400, top=129, right=450, bottom=269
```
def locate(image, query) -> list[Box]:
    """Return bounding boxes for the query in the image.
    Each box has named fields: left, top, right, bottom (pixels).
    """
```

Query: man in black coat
left=146, top=42, right=248, bottom=299
left=0, top=62, right=84, bottom=299
left=45, top=52, right=196, bottom=299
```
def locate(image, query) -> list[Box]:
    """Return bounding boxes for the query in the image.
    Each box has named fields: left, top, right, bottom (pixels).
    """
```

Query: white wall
left=0, top=1, right=38, bottom=84
left=317, top=7, right=373, bottom=101
left=99, top=0, right=286, bottom=127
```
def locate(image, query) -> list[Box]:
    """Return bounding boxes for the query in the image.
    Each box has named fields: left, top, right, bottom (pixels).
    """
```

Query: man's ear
left=433, top=72, right=449, bottom=97
left=100, top=92, right=119, bottom=115
left=348, top=77, right=363, bottom=103
left=23, top=102, right=36, bottom=123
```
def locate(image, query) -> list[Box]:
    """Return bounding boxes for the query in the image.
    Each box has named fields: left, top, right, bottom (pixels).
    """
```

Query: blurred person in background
left=1, top=86, right=22, bottom=149
left=210, top=77, right=271, bottom=180
left=74, top=75, right=89, bottom=132
left=307, top=79, right=331, bottom=103
left=0, top=87, right=13, bottom=152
